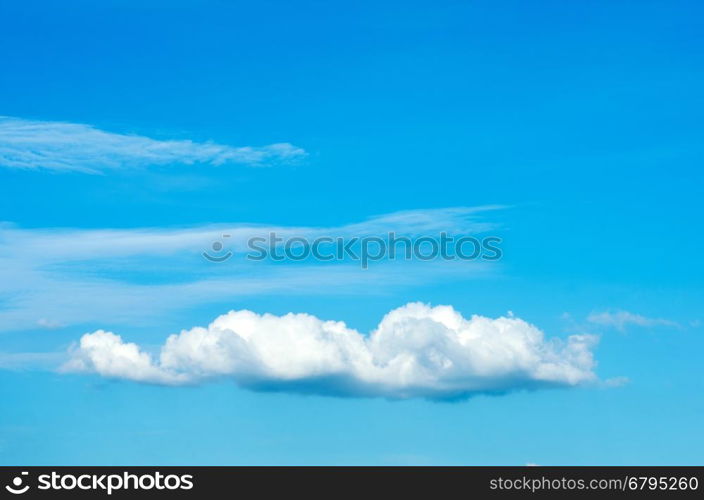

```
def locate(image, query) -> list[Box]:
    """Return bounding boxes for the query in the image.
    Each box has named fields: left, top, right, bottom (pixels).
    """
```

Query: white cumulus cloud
left=0, top=116, right=306, bottom=173
left=63, top=303, right=599, bottom=399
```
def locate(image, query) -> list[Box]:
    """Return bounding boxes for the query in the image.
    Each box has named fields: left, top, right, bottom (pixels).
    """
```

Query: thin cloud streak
left=0, top=207, right=502, bottom=331
left=587, top=310, right=679, bottom=331
left=0, top=116, right=306, bottom=173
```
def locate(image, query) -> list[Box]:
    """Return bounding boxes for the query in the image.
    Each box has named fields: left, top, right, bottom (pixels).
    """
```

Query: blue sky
left=0, top=0, right=703, bottom=464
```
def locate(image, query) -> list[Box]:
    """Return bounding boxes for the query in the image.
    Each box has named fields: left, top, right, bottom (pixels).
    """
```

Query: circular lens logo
left=5, top=472, right=30, bottom=495
left=202, top=234, right=233, bottom=262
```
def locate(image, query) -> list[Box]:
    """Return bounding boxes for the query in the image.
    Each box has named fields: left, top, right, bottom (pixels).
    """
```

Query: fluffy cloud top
left=0, top=116, right=306, bottom=173
left=63, top=303, right=598, bottom=399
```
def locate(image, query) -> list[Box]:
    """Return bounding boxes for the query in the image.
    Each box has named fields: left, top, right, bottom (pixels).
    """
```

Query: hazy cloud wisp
left=0, top=207, right=500, bottom=331
left=0, top=116, right=306, bottom=173
left=587, top=310, right=679, bottom=331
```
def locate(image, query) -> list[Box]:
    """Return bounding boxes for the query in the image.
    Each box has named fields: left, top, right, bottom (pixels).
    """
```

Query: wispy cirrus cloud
left=63, top=302, right=599, bottom=400
left=587, top=310, right=679, bottom=331
left=0, top=116, right=306, bottom=174
left=0, top=206, right=502, bottom=331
